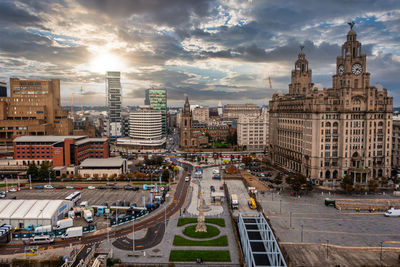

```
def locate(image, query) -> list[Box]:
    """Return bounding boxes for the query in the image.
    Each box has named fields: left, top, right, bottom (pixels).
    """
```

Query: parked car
left=74, top=186, right=83, bottom=190
left=0, top=191, right=6, bottom=198
left=35, top=185, right=44, bottom=189
left=9, top=187, right=17, bottom=192
left=210, top=186, right=215, bottom=192
left=124, top=185, right=133, bottom=190
left=55, top=186, right=65, bottom=189
left=88, top=186, right=96, bottom=190
left=44, top=185, right=53, bottom=189
left=66, top=185, right=74, bottom=189
left=97, top=186, right=106, bottom=190
left=112, top=186, right=119, bottom=190
left=132, top=186, right=140, bottom=191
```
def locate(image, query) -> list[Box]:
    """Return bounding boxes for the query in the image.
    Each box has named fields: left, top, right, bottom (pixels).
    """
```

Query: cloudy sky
left=0, top=0, right=400, bottom=107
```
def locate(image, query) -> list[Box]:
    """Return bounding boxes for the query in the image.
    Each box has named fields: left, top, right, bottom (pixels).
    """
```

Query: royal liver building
left=269, top=24, right=393, bottom=185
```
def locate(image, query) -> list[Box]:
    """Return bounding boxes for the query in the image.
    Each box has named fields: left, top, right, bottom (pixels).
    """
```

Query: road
left=0, top=167, right=189, bottom=255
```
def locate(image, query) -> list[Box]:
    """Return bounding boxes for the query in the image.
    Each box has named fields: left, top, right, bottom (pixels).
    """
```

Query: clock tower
left=333, top=22, right=370, bottom=90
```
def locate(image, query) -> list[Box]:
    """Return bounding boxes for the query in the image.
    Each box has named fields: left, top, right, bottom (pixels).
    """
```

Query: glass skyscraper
left=145, top=88, right=167, bottom=136
left=106, top=71, right=122, bottom=137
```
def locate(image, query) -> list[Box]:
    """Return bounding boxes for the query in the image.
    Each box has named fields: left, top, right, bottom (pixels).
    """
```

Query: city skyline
left=0, top=0, right=399, bottom=107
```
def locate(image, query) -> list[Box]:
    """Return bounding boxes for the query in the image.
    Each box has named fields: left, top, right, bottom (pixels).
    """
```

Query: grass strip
left=173, top=235, right=228, bottom=246
left=183, top=224, right=220, bottom=238
left=169, top=250, right=230, bottom=262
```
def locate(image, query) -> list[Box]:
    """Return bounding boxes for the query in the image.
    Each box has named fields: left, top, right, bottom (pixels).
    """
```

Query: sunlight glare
left=89, top=52, right=126, bottom=73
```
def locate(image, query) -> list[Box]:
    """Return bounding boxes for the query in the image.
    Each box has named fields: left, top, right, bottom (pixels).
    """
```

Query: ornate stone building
left=238, top=108, right=269, bottom=151
left=269, top=25, right=393, bottom=185
left=179, top=96, right=208, bottom=149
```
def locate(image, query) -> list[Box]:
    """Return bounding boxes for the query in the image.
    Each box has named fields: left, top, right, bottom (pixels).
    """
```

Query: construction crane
left=268, top=76, right=273, bottom=97
left=80, top=86, right=83, bottom=114
left=70, top=92, right=74, bottom=116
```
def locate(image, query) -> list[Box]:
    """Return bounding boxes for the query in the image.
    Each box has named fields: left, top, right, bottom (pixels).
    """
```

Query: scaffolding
left=238, top=212, right=287, bottom=267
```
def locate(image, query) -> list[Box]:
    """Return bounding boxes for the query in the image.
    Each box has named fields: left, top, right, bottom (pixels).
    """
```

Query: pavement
left=225, top=180, right=253, bottom=218
left=186, top=167, right=224, bottom=216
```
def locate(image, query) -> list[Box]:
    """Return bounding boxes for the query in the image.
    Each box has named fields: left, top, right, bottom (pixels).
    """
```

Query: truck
left=61, top=226, right=83, bottom=239
left=384, top=208, right=400, bottom=217
left=84, top=210, right=93, bottom=223
left=231, top=194, right=239, bottom=209
left=34, top=225, right=52, bottom=233
left=56, top=218, right=73, bottom=230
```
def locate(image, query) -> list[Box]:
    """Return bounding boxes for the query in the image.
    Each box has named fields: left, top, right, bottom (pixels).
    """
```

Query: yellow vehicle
left=248, top=198, right=257, bottom=209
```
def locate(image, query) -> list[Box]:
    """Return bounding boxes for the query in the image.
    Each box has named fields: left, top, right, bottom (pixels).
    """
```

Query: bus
left=65, top=191, right=81, bottom=205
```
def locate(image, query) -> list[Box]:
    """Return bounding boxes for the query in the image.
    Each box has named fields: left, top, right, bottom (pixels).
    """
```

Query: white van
left=29, top=235, right=54, bottom=244
left=384, top=208, right=400, bottom=217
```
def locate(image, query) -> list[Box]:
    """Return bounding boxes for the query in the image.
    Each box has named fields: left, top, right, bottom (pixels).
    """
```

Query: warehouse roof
left=13, top=136, right=86, bottom=143
left=80, top=157, right=125, bottom=168
left=0, top=199, right=67, bottom=220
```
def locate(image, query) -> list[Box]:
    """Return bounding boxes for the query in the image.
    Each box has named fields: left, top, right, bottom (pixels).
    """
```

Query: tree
left=27, top=163, right=39, bottom=181
left=161, top=169, right=170, bottom=182
left=242, top=156, right=252, bottom=166
left=368, top=179, right=378, bottom=192
left=341, top=175, right=354, bottom=193
left=38, top=162, right=50, bottom=181
left=285, top=174, right=307, bottom=192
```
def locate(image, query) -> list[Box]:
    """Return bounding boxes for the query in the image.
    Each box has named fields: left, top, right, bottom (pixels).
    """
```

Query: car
left=132, top=186, right=140, bottom=191
left=74, top=186, right=83, bottom=190
left=87, top=178, right=93, bottom=181
left=88, top=186, right=96, bottom=190
left=44, top=185, right=53, bottom=189
left=0, top=192, right=6, bottom=198
left=185, top=176, right=190, bottom=182
left=97, top=186, right=106, bottom=190
left=9, top=187, right=17, bottom=192
left=55, top=186, right=65, bottom=189
left=112, top=186, right=119, bottom=190
left=66, top=185, right=74, bottom=189
left=35, top=185, right=44, bottom=189
left=124, top=185, right=133, bottom=190
left=210, top=186, right=215, bottom=192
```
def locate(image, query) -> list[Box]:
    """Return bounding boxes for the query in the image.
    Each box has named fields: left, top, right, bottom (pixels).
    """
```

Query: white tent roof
left=0, top=200, right=11, bottom=214
left=0, top=200, right=66, bottom=220
left=0, top=200, right=24, bottom=218
left=24, top=200, right=50, bottom=219
left=11, top=200, right=36, bottom=219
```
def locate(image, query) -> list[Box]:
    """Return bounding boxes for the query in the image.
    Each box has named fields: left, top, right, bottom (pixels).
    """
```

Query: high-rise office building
left=0, top=82, right=7, bottom=97
left=106, top=71, right=122, bottom=137
left=145, top=88, right=167, bottom=136
left=0, top=78, right=73, bottom=148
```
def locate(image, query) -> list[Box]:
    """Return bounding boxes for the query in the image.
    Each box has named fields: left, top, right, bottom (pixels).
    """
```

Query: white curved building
left=116, top=106, right=165, bottom=149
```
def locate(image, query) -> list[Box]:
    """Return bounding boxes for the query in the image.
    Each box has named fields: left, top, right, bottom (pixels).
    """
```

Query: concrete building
left=13, top=135, right=109, bottom=166
left=238, top=108, right=269, bottom=151
left=0, top=78, right=73, bottom=149
left=269, top=25, right=393, bottom=185
left=145, top=89, right=167, bottom=136
left=223, top=104, right=260, bottom=120
left=106, top=71, right=122, bottom=137
left=392, top=118, right=400, bottom=172
left=0, top=82, right=6, bottom=97
left=192, top=106, right=209, bottom=123
left=0, top=199, right=73, bottom=229
left=78, top=157, right=127, bottom=177
left=217, top=100, right=223, bottom=117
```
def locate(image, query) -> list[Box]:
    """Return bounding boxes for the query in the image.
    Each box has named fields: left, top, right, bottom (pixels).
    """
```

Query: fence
left=110, top=210, right=149, bottom=226
left=12, top=225, right=96, bottom=239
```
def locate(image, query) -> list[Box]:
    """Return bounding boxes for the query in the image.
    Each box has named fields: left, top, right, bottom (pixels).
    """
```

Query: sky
left=0, top=0, right=400, bottom=107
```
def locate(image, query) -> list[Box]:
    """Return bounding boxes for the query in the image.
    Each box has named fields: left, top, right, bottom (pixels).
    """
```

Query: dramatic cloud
left=0, top=0, right=399, bottom=106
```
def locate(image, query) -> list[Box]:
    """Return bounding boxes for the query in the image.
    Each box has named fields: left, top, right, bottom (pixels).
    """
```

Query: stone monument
left=195, top=191, right=207, bottom=232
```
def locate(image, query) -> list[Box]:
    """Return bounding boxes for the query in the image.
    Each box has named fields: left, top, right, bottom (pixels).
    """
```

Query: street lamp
left=301, top=224, right=304, bottom=242
left=380, top=241, right=383, bottom=264
left=326, top=240, right=329, bottom=259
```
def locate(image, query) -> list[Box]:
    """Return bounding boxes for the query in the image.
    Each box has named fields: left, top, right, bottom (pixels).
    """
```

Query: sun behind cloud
left=89, top=52, right=126, bottom=74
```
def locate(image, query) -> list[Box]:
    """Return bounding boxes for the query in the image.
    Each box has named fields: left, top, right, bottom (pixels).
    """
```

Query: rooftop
left=14, top=135, right=86, bottom=143
left=80, top=157, right=125, bottom=168
left=75, top=137, right=108, bottom=146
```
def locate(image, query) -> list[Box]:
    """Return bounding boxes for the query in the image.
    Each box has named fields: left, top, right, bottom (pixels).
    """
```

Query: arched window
left=326, top=171, right=331, bottom=179
left=333, top=170, right=338, bottom=179
left=333, top=122, right=338, bottom=127
left=326, top=122, right=331, bottom=127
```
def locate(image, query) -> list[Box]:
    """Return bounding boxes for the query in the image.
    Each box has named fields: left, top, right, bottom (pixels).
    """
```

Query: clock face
left=352, top=63, right=362, bottom=75
left=338, top=65, right=344, bottom=76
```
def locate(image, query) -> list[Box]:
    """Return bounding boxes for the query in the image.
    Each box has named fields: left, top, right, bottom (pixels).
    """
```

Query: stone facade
left=179, top=96, right=208, bottom=149
left=392, top=118, right=400, bottom=171
left=223, top=104, right=260, bottom=120
left=269, top=26, right=393, bottom=185
left=238, top=108, right=269, bottom=151
left=192, top=106, right=209, bottom=123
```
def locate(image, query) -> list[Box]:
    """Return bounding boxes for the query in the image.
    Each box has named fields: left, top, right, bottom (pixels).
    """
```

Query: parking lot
left=259, top=191, right=400, bottom=247
left=5, top=186, right=151, bottom=207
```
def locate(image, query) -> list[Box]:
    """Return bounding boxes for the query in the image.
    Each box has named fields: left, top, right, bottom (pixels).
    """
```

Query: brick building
left=13, top=136, right=109, bottom=167
left=0, top=78, right=72, bottom=149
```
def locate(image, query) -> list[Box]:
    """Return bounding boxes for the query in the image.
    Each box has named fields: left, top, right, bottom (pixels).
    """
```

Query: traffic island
left=177, top=217, right=225, bottom=227
left=169, top=250, right=231, bottom=262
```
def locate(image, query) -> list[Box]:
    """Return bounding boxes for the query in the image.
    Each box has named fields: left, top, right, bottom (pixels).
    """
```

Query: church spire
left=289, top=46, right=313, bottom=95
left=183, top=95, right=190, bottom=114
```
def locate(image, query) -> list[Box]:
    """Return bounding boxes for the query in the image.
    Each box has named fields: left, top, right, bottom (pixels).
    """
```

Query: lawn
left=177, top=218, right=225, bottom=227
left=173, top=235, right=228, bottom=246
left=169, top=250, right=231, bottom=262
left=183, top=224, right=220, bottom=238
